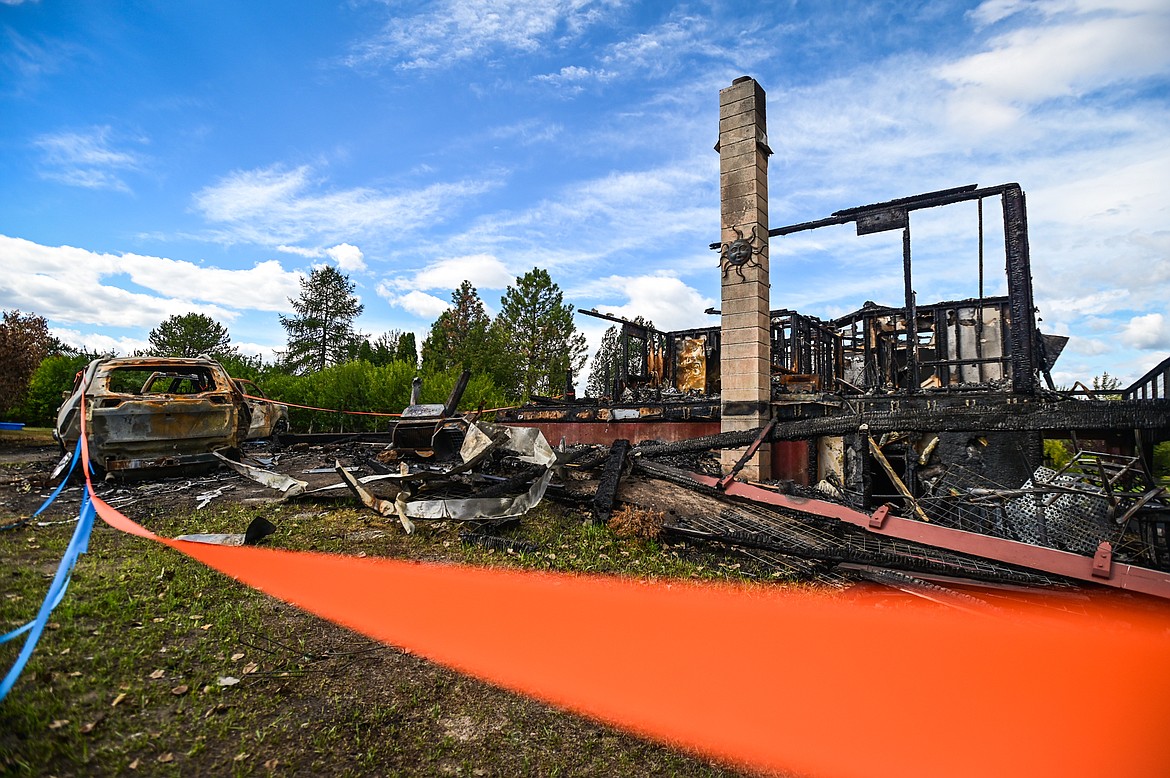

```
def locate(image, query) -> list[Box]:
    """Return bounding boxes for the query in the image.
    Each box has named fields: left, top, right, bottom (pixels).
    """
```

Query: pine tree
left=421, top=281, right=492, bottom=374
left=279, top=266, right=364, bottom=374
left=494, top=268, right=586, bottom=400
left=357, top=331, right=408, bottom=366
left=147, top=313, right=236, bottom=359
left=395, top=332, right=418, bottom=366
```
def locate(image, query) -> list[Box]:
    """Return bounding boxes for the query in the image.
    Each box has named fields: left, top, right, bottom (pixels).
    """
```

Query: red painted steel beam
left=686, top=473, right=1170, bottom=600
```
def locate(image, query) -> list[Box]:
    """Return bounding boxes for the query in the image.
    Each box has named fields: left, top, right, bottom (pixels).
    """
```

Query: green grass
left=1, top=488, right=760, bottom=775
left=0, top=427, right=56, bottom=446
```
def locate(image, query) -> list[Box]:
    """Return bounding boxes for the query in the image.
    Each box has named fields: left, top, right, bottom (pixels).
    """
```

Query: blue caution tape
left=0, top=440, right=94, bottom=702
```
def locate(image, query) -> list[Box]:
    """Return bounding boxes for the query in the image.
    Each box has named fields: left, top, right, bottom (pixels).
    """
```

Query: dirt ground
left=0, top=432, right=763, bottom=777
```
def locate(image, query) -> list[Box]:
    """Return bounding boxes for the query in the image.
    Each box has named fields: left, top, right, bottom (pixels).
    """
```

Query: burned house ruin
left=499, top=76, right=1170, bottom=593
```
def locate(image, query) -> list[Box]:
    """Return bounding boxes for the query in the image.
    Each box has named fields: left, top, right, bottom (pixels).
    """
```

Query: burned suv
left=55, top=356, right=254, bottom=476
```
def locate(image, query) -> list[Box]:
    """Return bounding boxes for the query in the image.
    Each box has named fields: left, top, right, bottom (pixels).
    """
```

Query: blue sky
left=1, top=0, right=1168, bottom=388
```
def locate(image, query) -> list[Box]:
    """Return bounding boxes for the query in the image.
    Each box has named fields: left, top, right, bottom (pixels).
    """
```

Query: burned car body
left=55, top=356, right=252, bottom=475
left=232, top=378, right=289, bottom=439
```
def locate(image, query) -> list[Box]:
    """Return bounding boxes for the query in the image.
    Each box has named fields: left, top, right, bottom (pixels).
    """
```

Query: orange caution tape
left=239, top=393, right=401, bottom=417
left=77, top=397, right=1170, bottom=777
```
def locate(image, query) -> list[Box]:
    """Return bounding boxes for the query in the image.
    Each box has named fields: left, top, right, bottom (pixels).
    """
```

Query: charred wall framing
left=1125, top=354, right=1170, bottom=401
left=770, top=309, right=841, bottom=391
left=767, top=183, right=1041, bottom=395
left=580, top=307, right=839, bottom=398
left=834, top=297, right=1013, bottom=392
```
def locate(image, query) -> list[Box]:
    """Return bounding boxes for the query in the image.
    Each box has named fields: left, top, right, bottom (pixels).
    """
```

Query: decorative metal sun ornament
left=719, top=225, right=766, bottom=283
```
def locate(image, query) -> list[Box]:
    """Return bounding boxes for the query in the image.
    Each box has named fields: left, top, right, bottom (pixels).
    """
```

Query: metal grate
left=665, top=499, right=1066, bottom=588
left=919, top=452, right=1169, bottom=569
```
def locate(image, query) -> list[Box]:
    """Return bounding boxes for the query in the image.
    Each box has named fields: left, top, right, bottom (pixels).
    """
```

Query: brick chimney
left=718, top=77, right=771, bottom=479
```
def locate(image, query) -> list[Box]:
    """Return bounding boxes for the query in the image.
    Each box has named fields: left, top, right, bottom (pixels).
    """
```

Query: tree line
left=0, top=265, right=589, bottom=432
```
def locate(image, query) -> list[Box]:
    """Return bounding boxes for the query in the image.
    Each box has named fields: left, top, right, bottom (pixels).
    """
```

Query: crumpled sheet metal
left=336, top=421, right=559, bottom=524
left=306, top=421, right=543, bottom=497
left=403, top=423, right=557, bottom=520
left=404, top=467, right=556, bottom=521
left=334, top=461, right=416, bottom=535
left=459, top=421, right=557, bottom=469
left=175, top=516, right=278, bottom=546
left=213, top=452, right=308, bottom=497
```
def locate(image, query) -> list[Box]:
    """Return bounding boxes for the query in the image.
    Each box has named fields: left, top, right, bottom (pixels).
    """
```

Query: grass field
left=0, top=435, right=767, bottom=776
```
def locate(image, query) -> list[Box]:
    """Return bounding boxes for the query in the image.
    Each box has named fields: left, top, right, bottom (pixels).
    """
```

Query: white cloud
left=487, top=119, right=563, bottom=145
left=275, top=244, right=322, bottom=258
left=603, top=14, right=719, bottom=77
left=570, top=274, right=715, bottom=332
left=0, top=234, right=302, bottom=329
left=345, top=0, right=620, bottom=71
left=50, top=328, right=147, bottom=357
left=940, top=4, right=1170, bottom=132
left=2, top=28, right=78, bottom=94
left=1121, top=313, right=1170, bottom=350
left=193, top=163, right=496, bottom=248
left=233, top=340, right=282, bottom=363
left=385, top=253, right=515, bottom=296
left=1065, top=337, right=1115, bottom=357
left=32, top=126, right=145, bottom=192
left=971, top=0, right=1169, bottom=28
left=378, top=288, right=451, bottom=319
left=533, top=65, right=616, bottom=89
left=325, top=242, right=366, bottom=272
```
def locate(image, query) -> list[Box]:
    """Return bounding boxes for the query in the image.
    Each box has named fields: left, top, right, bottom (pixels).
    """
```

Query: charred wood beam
left=1002, top=185, right=1038, bottom=393
left=635, top=398, right=1170, bottom=458
left=636, top=428, right=764, bottom=458
left=578, top=308, right=667, bottom=338
left=787, top=397, right=1170, bottom=437
left=444, top=370, right=471, bottom=416
left=568, top=447, right=612, bottom=472
left=768, top=184, right=1007, bottom=239
left=708, top=184, right=1018, bottom=246
left=473, top=464, right=546, bottom=498
left=718, top=419, right=776, bottom=489
left=593, top=439, right=631, bottom=524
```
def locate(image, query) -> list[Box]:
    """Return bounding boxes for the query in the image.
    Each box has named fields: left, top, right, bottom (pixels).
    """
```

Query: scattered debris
left=213, top=452, right=307, bottom=497
left=459, top=532, right=539, bottom=554
left=175, top=516, right=277, bottom=547
left=194, top=485, right=236, bottom=510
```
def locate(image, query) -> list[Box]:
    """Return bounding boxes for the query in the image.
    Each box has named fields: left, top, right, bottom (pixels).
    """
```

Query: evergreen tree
left=395, top=331, right=418, bottom=366
left=147, top=313, right=236, bottom=359
left=279, top=266, right=364, bottom=374
left=494, top=268, right=587, bottom=400
left=357, top=331, right=407, bottom=366
left=421, top=281, right=493, bottom=374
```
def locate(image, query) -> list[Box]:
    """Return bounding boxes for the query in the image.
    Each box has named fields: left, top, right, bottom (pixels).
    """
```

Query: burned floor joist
left=642, top=460, right=1170, bottom=599
left=637, top=459, right=1067, bottom=587
left=593, top=439, right=631, bottom=524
